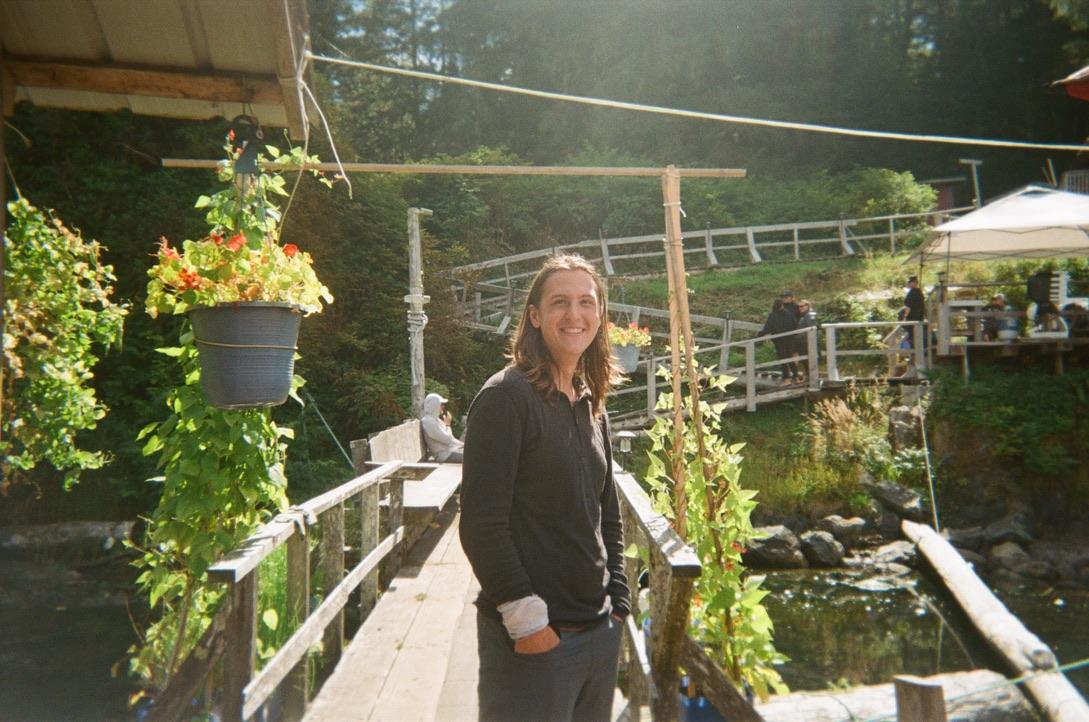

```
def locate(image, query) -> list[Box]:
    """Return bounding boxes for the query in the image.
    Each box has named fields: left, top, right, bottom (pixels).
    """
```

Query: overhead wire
left=306, top=52, right=1089, bottom=153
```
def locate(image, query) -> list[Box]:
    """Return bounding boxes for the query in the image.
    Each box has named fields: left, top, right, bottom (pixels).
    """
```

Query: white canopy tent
left=913, top=185, right=1089, bottom=263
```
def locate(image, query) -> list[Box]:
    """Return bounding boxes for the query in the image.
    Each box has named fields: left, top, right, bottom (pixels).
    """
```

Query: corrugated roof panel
left=92, top=0, right=199, bottom=67
left=1, top=0, right=110, bottom=59
left=199, top=0, right=280, bottom=73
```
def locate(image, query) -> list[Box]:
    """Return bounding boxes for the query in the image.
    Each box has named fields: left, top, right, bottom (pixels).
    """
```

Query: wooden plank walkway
left=305, top=505, right=481, bottom=722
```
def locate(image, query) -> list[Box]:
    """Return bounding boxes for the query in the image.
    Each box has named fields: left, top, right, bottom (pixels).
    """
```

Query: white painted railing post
left=838, top=221, right=855, bottom=256
left=793, top=227, right=800, bottom=260
left=704, top=223, right=719, bottom=266
left=888, top=217, right=897, bottom=253
left=825, top=326, right=840, bottom=381
left=807, top=327, right=819, bottom=391
left=719, top=323, right=731, bottom=371
left=599, top=230, right=615, bottom=276
left=913, top=323, right=926, bottom=370
left=746, top=227, right=762, bottom=263
left=745, top=342, right=756, bottom=412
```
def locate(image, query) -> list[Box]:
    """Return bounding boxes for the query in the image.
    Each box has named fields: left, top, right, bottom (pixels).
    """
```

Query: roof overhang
left=1, top=0, right=311, bottom=139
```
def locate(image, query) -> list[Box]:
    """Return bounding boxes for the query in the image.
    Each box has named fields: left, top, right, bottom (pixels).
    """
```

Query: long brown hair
left=507, top=254, right=622, bottom=416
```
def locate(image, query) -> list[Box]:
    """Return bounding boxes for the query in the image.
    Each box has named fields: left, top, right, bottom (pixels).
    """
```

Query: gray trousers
left=476, top=612, right=623, bottom=722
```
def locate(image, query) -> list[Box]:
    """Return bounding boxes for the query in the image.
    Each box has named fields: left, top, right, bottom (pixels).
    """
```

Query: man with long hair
left=460, top=254, right=630, bottom=721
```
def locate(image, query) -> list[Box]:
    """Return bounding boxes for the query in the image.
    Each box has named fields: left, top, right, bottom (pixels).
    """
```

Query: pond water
left=763, top=569, right=1089, bottom=698
left=0, top=605, right=137, bottom=721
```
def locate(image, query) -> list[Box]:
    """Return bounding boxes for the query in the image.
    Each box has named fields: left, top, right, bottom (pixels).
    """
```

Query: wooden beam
left=7, top=57, right=282, bottom=105
left=161, top=158, right=747, bottom=178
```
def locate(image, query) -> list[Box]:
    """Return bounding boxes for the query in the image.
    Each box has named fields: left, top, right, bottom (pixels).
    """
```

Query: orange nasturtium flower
left=226, top=233, right=246, bottom=252
left=282, top=243, right=299, bottom=258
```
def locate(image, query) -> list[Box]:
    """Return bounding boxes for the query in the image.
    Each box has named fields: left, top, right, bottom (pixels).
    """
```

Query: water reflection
left=762, top=569, right=995, bottom=691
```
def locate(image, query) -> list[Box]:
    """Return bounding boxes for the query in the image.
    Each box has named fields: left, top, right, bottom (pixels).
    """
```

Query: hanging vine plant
left=146, top=125, right=333, bottom=409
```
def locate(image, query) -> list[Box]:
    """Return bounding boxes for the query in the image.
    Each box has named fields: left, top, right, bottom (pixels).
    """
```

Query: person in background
left=901, top=276, right=926, bottom=348
left=792, top=299, right=817, bottom=381
left=761, top=298, right=800, bottom=384
left=781, top=289, right=801, bottom=322
left=459, top=254, right=630, bottom=722
left=420, top=392, right=464, bottom=462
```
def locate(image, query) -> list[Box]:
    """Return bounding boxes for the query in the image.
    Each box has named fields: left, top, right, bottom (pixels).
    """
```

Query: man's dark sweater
left=459, top=366, right=630, bottom=627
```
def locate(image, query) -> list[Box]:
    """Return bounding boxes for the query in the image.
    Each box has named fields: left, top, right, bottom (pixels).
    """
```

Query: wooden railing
left=146, top=460, right=413, bottom=722
left=615, top=470, right=762, bottom=722
left=823, top=320, right=926, bottom=381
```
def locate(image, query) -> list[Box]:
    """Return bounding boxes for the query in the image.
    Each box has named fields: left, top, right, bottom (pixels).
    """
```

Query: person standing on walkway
left=901, top=275, right=926, bottom=348
left=460, top=254, right=630, bottom=722
left=761, top=298, right=800, bottom=384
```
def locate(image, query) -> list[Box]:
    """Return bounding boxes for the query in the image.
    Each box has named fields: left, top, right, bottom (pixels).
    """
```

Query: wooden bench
left=350, top=419, right=462, bottom=549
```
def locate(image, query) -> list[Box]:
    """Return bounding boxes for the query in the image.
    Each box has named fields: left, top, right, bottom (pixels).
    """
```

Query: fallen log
left=903, top=519, right=1089, bottom=722
left=754, top=669, right=1032, bottom=722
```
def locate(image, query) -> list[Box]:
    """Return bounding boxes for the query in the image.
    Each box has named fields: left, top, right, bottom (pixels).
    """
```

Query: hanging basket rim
left=185, top=300, right=304, bottom=315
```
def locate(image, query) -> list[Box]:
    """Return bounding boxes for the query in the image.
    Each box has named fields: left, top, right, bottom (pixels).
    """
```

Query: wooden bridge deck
left=305, top=504, right=480, bottom=722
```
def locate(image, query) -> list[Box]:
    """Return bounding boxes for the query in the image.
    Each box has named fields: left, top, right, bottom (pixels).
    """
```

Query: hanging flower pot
left=188, top=302, right=301, bottom=409
left=612, top=343, right=641, bottom=373
left=607, top=321, right=652, bottom=374
left=146, top=136, right=335, bottom=411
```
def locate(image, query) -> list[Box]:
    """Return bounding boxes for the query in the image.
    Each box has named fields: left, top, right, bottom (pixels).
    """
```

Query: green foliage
left=806, top=385, right=896, bottom=482
left=2, top=198, right=127, bottom=490
left=644, top=363, right=788, bottom=700
left=929, top=367, right=1089, bottom=481
left=128, top=336, right=290, bottom=691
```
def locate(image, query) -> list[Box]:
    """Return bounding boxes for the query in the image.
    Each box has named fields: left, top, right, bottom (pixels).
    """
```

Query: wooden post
left=825, top=326, right=839, bottom=381
left=406, top=208, right=432, bottom=418
left=284, top=532, right=310, bottom=721
left=894, top=675, right=948, bottom=722
left=382, top=477, right=405, bottom=584
left=704, top=223, right=718, bottom=266
left=358, top=484, right=379, bottom=619
left=792, top=226, right=800, bottom=260
left=320, top=503, right=345, bottom=669
left=745, top=342, right=757, bottom=412
left=807, top=327, right=819, bottom=391
left=889, top=217, right=897, bottom=253
left=620, top=501, right=647, bottom=719
left=223, top=574, right=257, bottom=722
left=661, top=167, right=688, bottom=540
left=649, top=550, right=694, bottom=722
left=719, top=322, right=731, bottom=372
left=473, top=291, right=481, bottom=322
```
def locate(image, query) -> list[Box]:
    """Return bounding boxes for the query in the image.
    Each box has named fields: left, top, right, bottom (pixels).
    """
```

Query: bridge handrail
left=148, top=460, right=410, bottom=722
left=615, top=469, right=762, bottom=720
left=449, top=207, right=969, bottom=282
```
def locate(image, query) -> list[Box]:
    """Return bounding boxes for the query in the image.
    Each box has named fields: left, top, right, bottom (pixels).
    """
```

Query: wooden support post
left=223, top=574, right=257, bottom=722
left=649, top=552, right=694, bottom=722
left=938, top=303, right=951, bottom=356
left=807, top=327, right=819, bottom=391
left=284, top=532, right=310, bottom=721
left=745, top=227, right=762, bottom=263
left=382, top=477, right=405, bottom=584
left=473, top=291, right=482, bottom=322
left=825, top=326, right=839, bottom=381
left=620, top=502, right=647, bottom=719
left=745, top=342, right=756, bottom=412
left=704, top=224, right=718, bottom=266
left=889, top=218, right=897, bottom=253
left=661, top=167, right=688, bottom=540
left=320, top=503, right=345, bottom=669
left=792, top=227, right=800, bottom=260
left=894, top=675, right=948, bottom=722
left=358, top=483, right=379, bottom=618
left=599, top=230, right=615, bottom=276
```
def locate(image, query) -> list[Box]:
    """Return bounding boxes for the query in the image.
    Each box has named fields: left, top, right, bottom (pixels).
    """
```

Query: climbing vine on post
left=129, top=136, right=330, bottom=702
left=645, top=362, right=789, bottom=701
left=2, top=198, right=127, bottom=492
